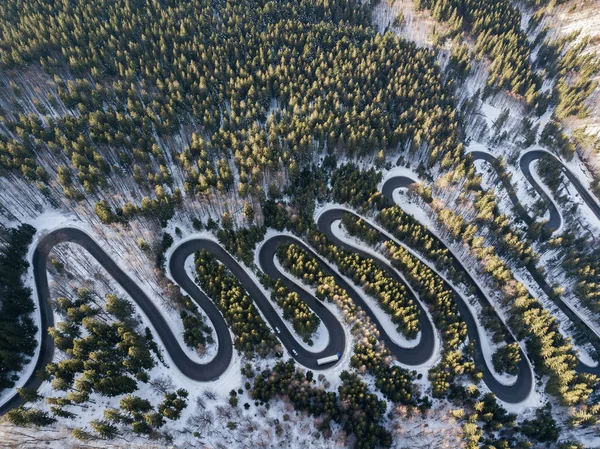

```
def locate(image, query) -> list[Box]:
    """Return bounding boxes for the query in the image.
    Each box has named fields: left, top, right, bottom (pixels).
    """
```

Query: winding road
left=469, top=150, right=560, bottom=232
left=0, top=229, right=236, bottom=415
left=382, top=172, right=600, bottom=379
left=469, top=148, right=600, bottom=354
left=351, top=186, right=534, bottom=403
left=0, top=228, right=356, bottom=415
left=470, top=149, right=600, bottom=233
left=259, top=233, right=436, bottom=366
left=521, top=149, right=600, bottom=222
left=518, top=151, right=562, bottom=231
left=3, top=153, right=599, bottom=413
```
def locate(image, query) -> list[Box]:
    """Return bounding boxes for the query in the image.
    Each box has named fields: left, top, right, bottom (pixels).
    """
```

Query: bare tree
left=195, top=396, right=206, bottom=410
left=216, top=405, right=232, bottom=421
left=149, top=375, right=174, bottom=395
left=203, top=389, right=216, bottom=401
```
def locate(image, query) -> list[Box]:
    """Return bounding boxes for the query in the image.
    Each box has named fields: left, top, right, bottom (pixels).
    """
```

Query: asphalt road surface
left=259, top=232, right=435, bottom=366
left=4, top=158, right=599, bottom=413
left=0, top=229, right=237, bottom=415
left=319, top=207, right=533, bottom=403
left=1, top=229, right=348, bottom=414
left=381, top=170, right=600, bottom=398
left=469, top=149, right=600, bottom=233
left=518, top=151, right=562, bottom=232
left=316, top=211, right=436, bottom=365
left=521, top=150, right=600, bottom=223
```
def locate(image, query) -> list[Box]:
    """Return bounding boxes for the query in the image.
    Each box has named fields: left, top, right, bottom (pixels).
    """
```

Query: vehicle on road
left=317, top=352, right=341, bottom=366
left=291, top=349, right=298, bottom=356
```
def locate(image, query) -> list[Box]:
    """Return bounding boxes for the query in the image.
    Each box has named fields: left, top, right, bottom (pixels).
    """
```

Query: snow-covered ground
left=472, top=158, right=525, bottom=229
left=270, top=257, right=330, bottom=351
left=0, top=211, right=79, bottom=408
left=466, top=141, right=549, bottom=224
left=254, top=229, right=350, bottom=359
left=529, top=158, right=564, bottom=234
left=7, top=241, right=247, bottom=448
left=327, top=216, right=441, bottom=355
left=365, top=187, right=550, bottom=406
left=479, top=102, right=502, bottom=132
left=393, top=180, right=600, bottom=368
left=546, top=151, right=600, bottom=232
left=342, top=210, right=516, bottom=387
left=315, top=201, right=542, bottom=400
left=371, top=0, right=439, bottom=48
left=253, top=228, right=334, bottom=352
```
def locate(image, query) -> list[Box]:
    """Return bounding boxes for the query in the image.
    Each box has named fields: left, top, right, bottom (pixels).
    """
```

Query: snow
left=510, top=264, right=600, bottom=367
left=436, top=144, right=600, bottom=367
left=255, top=235, right=356, bottom=386
left=0, top=210, right=245, bottom=415
left=0, top=389, right=355, bottom=449
left=330, top=220, right=426, bottom=351
left=460, top=298, right=518, bottom=386
left=52, top=238, right=242, bottom=390
left=387, top=403, right=465, bottom=449
left=371, top=0, right=439, bottom=49
left=0, top=211, right=80, bottom=408
left=255, top=229, right=345, bottom=352
left=381, top=195, right=550, bottom=408
left=322, top=217, right=445, bottom=375
left=324, top=204, right=522, bottom=384
left=179, top=256, right=218, bottom=360
left=529, top=158, right=565, bottom=234
left=168, top=225, right=337, bottom=361
left=547, top=151, right=600, bottom=231
left=0, top=212, right=366, bottom=449
left=379, top=165, right=422, bottom=189
left=465, top=144, right=529, bottom=234
left=560, top=176, right=600, bottom=232
left=253, top=228, right=335, bottom=352
left=2, top=4, right=600, bottom=446
left=465, top=141, right=556, bottom=226
left=534, top=110, right=553, bottom=140
left=5, top=241, right=246, bottom=446
left=323, top=200, right=548, bottom=407
left=473, top=158, right=523, bottom=225
left=271, top=257, right=330, bottom=352
left=105, top=227, right=220, bottom=364
left=480, top=102, right=503, bottom=132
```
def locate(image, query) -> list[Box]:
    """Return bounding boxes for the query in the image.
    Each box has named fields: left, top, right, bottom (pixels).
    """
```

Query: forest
left=7, top=283, right=190, bottom=440
left=0, top=0, right=464, bottom=208
left=0, top=224, right=37, bottom=392
left=0, top=0, right=599, bottom=447
left=195, top=249, right=278, bottom=357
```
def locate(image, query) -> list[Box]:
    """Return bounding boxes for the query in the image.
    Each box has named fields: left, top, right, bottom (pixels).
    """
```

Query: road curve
left=381, top=175, right=417, bottom=199
left=319, top=207, right=533, bottom=403
left=521, top=150, right=600, bottom=223
left=0, top=229, right=238, bottom=415
left=382, top=174, right=600, bottom=387
left=173, top=237, right=344, bottom=372
left=518, top=150, right=600, bottom=371
left=518, top=151, right=562, bottom=232
left=469, top=150, right=560, bottom=232
left=259, top=233, right=435, bottom=366
left=470, top=149, right=600, bottom=233
left=256, top=237, right=347, bottom=367
left=315, top=212, right=437, bottom=364
left=1, top=228, right=348, bottom=415
left=470, top=150, right=600, bottom=354
left=468, top=151, right=533, bottom=225
left=6, top=155, right=598, bottom=412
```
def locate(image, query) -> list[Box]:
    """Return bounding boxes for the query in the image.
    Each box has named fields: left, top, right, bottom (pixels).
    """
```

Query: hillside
left=0, top=0, right=599, bottom=448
